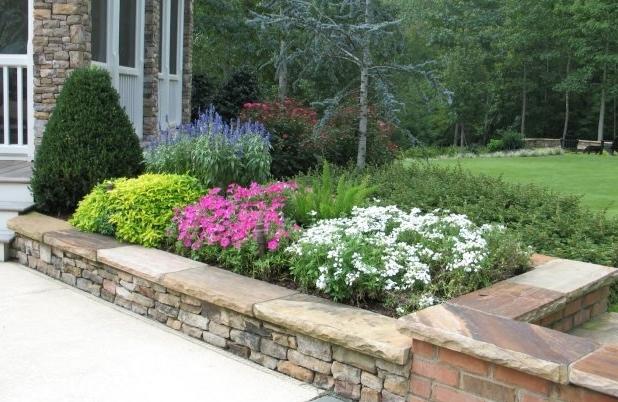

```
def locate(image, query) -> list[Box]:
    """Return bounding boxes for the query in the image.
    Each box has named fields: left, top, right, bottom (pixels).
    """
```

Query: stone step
left=570, top=312, right=618, bottom=345
left=0, top=180, right=33, bottom=203
left=0, top=229, right=15, bottom=262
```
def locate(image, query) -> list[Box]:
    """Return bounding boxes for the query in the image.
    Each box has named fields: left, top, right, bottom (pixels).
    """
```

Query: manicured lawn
left=432, top=154, right=618, bottom=217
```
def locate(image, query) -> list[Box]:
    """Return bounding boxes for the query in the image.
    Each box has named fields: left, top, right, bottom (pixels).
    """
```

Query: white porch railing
left=0, top=55, right=32, bottom=159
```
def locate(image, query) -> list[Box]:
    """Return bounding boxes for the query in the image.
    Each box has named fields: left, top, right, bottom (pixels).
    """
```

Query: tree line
left=192, top=0, right=618, bottom=155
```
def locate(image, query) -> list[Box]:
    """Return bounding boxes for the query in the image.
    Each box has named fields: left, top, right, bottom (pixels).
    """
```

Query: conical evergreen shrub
left=31, top=67, right=144, bottom=214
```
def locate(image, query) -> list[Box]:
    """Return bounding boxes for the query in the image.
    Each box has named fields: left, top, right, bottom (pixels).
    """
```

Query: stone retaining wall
left=7, top=213, right=618, bottom=402
left=10, top=232, right=411, bottom=402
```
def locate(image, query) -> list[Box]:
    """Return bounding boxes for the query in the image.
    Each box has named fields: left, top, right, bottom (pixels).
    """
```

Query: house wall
left=143, top=0, right=161, bottom=142
left=31, top=0, right=193, bottom=147
left=32, top=0, right=91, bottom=146
left=182, top=0, right=193, bottom=124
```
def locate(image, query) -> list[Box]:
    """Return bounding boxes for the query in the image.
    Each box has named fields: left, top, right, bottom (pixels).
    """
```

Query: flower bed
left=72, top=169, right=530, bottom=316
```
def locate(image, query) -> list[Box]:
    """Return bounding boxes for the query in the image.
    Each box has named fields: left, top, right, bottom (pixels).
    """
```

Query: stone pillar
left=32, top=0, right=91, bottom=146
left=143, top=0, right=161, bottom=141
left=181, top=0, right=193, bottom=124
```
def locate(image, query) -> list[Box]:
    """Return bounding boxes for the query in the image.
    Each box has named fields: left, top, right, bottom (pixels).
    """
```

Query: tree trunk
left=521, top=63, right=527, bottom=138
left=598, top=63, right=607, bottom=141
left=356, top=0, right=371, bottom=170
left=277, top=39, right=288, bottom=102
left=613, top=97, right=616, bottom=141
left=453, top=123, right=459, bottom=146
left=460, top=124, right=466, bottom=149
left=562, top=57, right=571, bottom=141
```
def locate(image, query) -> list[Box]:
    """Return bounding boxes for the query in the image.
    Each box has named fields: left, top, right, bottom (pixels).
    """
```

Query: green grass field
left=432, top=154, right=618, bottom=217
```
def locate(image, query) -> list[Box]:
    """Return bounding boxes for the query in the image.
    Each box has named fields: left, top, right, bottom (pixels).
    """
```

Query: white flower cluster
left=288, top=206, right=500, bottom=303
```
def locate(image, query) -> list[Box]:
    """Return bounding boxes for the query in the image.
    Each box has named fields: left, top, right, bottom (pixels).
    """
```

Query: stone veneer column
left=182, top=0, right=193, bottom=124
left=143, top=0, right=160, bottom=141
left=32, top=0, right=91, bottom=146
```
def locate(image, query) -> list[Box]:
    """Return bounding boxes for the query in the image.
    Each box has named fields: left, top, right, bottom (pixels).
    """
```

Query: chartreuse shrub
left=286, top=162, right=375, bottom=226
left=31, top=67, right=143, bottom=214
left=287, top=206, right=530, bottom=313
left=71, top=174, right=203, bottom=247
left=145, top=106, right=271, bottom=190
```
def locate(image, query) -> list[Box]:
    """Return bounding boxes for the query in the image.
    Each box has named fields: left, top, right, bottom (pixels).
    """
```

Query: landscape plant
left=169, top=182, right=298, bottom=279
left=286, top=162, right=375, bottom=226
left=71, top=174, right=204, bottom=247
left=145, top=106, right=271, bottom=189
left=241, top=99, right=319, bottom=178
left=287, top=205, right=530, bottom=313
left=31, top=67, right=143, bottom=214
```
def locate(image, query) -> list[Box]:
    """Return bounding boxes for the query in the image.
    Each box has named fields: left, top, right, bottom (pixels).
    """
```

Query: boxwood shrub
left=71, top=174, right=203, bottom=247
left=31, top=67, right=144, bottom=214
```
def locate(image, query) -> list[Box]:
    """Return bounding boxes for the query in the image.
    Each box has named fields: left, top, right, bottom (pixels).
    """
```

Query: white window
left=0, top=0, right=29, bottom=55
left=91, top=0, right=108, bottom=62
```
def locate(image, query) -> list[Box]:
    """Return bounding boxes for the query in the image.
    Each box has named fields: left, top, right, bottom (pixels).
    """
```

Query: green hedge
left=31, top=67, right=144, bottom=214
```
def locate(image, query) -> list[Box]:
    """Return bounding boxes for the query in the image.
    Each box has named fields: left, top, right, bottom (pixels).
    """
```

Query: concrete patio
left=0, top=262, right=322, bottom=402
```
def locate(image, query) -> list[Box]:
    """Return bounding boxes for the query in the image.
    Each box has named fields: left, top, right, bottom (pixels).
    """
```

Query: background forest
left=191, top=0, right=618, bottom=151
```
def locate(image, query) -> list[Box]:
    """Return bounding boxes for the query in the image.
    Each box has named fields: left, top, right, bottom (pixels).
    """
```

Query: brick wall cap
left=399, top=304, right=598, bottom=383
left=570, top=344, right=618, bottom=397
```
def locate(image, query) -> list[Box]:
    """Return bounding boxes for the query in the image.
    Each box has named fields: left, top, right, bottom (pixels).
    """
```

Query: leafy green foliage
left=286, top=162, right=375, bottom=226
left=71, top=174, right=203, bottom=247
left=213, top=68, right=260, bottom=121
left=145, top=108, right=271, bottom=189
left=241, top=99, right=319, bottom=178
left=31, top=67, right=143, bottom=214
left=191, top=73, right=215, bottom=120
left=370, top=162, right=618, bottom=267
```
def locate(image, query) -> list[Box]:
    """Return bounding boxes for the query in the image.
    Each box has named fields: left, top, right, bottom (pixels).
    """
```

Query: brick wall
left=534, top=287, right=610, bottom=332
left=409, top=341, right=617, bottom=402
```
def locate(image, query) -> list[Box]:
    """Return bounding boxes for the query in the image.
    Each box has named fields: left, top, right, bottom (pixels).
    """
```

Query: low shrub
left=191, top=73, right=215, bottom=120
left=31, top=67, right=143, bottom=214
left=370, top=162, right=618, bottom=268
left=241, top=99, right=319, bottom=178
left=487, top=130, right=525, bottom=152
left=487, top=138, right=504, bottom=153
left=286, top=162, right=375, bottom=226
left=145, top=107, right=271, bottom=189
left=169, top=182, right=298, bottom=279
left=287, top=206, right=530, bottom=312
left=71, top=174, right=203, bottom=247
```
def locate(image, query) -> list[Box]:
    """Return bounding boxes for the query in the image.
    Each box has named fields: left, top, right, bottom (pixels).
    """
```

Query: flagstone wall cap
left=570, top=344, right=618, bottom=397
left=398, top=304, right=599, bottom=383
left=98, top=245, right=205, bottom=282
left=160, top=266, right=298, bottom=317
left=43, top=229, right=125, bottom=261
left=506, top=258, right=618, bottom=298
left=7, top=212, right=71, bottom=242
left=449, top=281, right=566, bottom=322
left=253, top=293, right=413, bottom=365
left=530, top=253, right=558, bottom=267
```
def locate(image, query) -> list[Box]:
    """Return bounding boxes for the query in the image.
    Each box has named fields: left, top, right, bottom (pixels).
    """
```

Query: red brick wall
left=534, top=286, right=610, bottom=332
left=408, top=341, right=618, bottom=402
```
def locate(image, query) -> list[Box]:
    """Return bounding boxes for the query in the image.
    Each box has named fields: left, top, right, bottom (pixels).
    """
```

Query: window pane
left=0, top=0, right=28, bottom=54
left=158, top=0, right=163, bottom=72
left=91, top=0, right=107, bottom=62
left=119, top=0, right=137, bottom=68
left=169, top=0, right=178, bottom=75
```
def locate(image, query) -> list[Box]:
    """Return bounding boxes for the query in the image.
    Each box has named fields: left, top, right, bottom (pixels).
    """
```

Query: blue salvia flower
left=147, top=105, right=271, bottom=151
